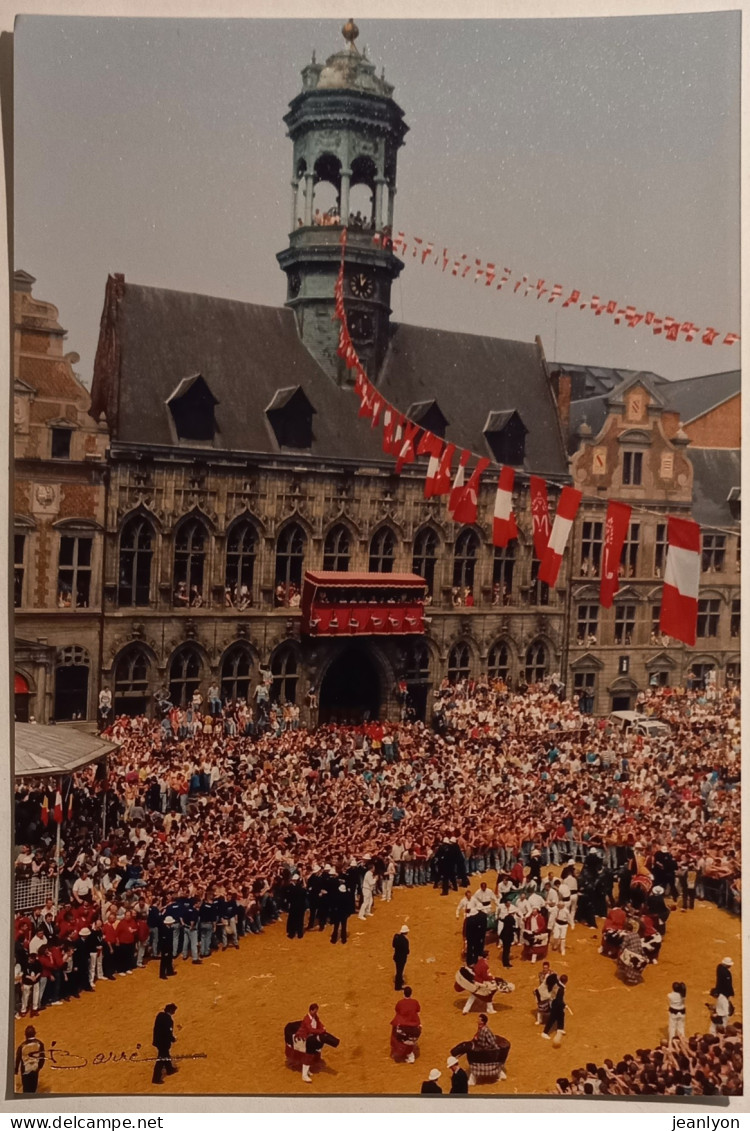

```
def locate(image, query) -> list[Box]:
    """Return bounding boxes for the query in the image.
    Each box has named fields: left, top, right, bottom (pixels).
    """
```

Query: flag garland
left=373, top=228, right=740, bottom=348
left=335, top=230, right=720, bottom=646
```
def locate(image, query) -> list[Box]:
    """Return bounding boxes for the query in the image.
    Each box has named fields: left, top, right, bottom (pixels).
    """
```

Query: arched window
left=492, top=544, right=515, bottom=605
left=369, top=527, right=396, bottom=573
left=275, top=523, right=306, bottom=596
left=221, top=645, right=253, bottom=703
left=113, top=648, right=151, bottom=716
left=323, top=525, right=350, bottom=572
left=412, top=528, right=438, bottom=596
left=54, top=645, right=90, bottom=721
left=169, top=647, right=203, bottom=707
left=453, top=528, right=479, bottom=590
left=118, top=517, right=154, bottom=607
left=312, top=153, right=342, bottom=221
left=488, top=641, right=511, bottom=684
left=447, top=642, right=471, bottom=683
left=174, top=519, right=208, bottom=607
left=225, top=521, right=256, bottom=607
left=271, top=647, right=298, bottom=704
left=525, top=640, right=548, bottom=684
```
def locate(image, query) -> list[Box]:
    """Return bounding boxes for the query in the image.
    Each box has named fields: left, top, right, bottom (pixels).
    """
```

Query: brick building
left=13, top=270, right=109, bottom=723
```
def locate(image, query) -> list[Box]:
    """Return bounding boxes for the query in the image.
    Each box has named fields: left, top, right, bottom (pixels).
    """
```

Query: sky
left=13, top=13, right=741, bottom=388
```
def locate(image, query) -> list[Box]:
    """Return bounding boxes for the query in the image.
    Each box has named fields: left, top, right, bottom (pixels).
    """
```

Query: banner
left=600, top=501, right=633, bottom=608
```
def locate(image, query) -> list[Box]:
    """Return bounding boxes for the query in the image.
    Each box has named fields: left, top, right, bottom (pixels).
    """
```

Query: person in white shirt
left=72, top=874, right=94, bottom=904
left=470, top=882, right=498, bottom=916
left=708, top=990, right=730, bottom=1035
left=358, top=866, right=377, bottom=920
left=667, top=981, right=687, bottom=1040
left=382, top=858, right=396, bottom=902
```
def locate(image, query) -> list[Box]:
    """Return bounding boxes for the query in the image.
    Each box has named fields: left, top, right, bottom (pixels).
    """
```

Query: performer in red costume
left=390, top=986, right=422, bottom=1063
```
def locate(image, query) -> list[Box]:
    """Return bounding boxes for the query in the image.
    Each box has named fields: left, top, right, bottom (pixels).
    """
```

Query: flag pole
left=53, top=776, right=62, bottom=913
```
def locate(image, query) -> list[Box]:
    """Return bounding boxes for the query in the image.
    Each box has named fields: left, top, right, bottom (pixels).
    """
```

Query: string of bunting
left=371, top=229, right=740, bottom=348
left=335, top=230, right=722, bottom=647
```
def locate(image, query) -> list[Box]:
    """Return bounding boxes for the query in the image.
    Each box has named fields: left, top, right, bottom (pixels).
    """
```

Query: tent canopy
left=14, top=724, right=118, bottom=779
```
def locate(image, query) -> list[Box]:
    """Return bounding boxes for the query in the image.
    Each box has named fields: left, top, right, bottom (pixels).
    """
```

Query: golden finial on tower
left=342, top=18, right=360, bottom=51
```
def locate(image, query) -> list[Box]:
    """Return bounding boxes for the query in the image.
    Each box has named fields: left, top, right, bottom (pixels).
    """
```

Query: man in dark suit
left=420, top=1068, right=442, bottom=1094
left=392, top=924, right=410, bottom=990
left=447, top=1054, right=469, bottom=1093
left=152, top=1003, right=178, bottom=1084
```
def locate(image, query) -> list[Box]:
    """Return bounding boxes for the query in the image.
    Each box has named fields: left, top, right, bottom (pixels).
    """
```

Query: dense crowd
left=13, top=676, right=741, bottom=1090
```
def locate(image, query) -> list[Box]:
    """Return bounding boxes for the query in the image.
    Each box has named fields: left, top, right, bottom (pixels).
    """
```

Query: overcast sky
left=14, top=13, right=740, bottom=388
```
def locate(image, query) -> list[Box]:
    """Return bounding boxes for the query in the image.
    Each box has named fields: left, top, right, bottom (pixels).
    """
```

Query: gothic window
left=622, top=450, right=643, bottom=486
left=730, top=598, right=740, bottom=638
left=492, top=545, right=515, bottom=604
left=614, top=603, right=636, bottom=645
left=174, top=519, right=208, bottom=607
left=14, top=534, right=25, bottom=608
left=576, top=604, right=599, bottom=644
left=169, top=647, right=203, bottom=707
left=487, top=641, right=510, bottom=683
left=529, top=558, right=549, bottom=607
left=275, top=523, right=306, bottom=591
left=113, top=648, right=151, bottom=717
left=620, top=523, right=640, bottom=577
left=118, top=517, right=154, bottom=607
left=54, top=645, right=90, bottom=721
left=580, top=521, right=603, bottom=576
left=412, top=528, right=438, bottom=596
left=447, top=642, right=471, bottom=683
left=697, top=599, right=721, bottom=638
left=453, top=528, right=479, bottom=590
left=701, top=533, right=726, bottom=573
left=225, top=521, right=256, bottom=605
left=58, top=535, right=92, bottom=609
left=654, top=523, right=668, bottom=576
left=271, top=647, right=298, bottom=704
left=221, top=645, right=253, bottom=703
left=369, top=527, right=396, bottom=574
left=525, top=641, right=548, bottom=684
left=323, top=525, right=351, bottom=572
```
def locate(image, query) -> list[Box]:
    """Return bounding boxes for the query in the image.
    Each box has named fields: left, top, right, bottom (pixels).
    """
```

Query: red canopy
left=14, top=673, right=29, bottom=695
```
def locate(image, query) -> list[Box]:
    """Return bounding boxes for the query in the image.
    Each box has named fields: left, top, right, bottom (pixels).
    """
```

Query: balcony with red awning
left=300, top=571, right=427, bottom=637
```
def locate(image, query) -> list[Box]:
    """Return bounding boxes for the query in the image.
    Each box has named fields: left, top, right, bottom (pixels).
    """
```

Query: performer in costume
left=521, top=907, right=549, bottom=963
left=390, top=986, right=422, bottom=1063
left=285, top=1003, right=339, bottom=1083
left=599, top=906, right=627, bottom=958
left=617, top=927, right=648, bottom=985
left=455, top=951, right=514, bottom=1014
left=451, top=1012, right=510, bottom=1086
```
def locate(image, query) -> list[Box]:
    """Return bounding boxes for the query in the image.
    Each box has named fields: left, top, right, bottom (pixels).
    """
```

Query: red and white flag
left=449, top=450, right=472, bottom=513
left=395, top=421, right=421, bottom=474
left=492, top=466, right=518, bottom=547
left=599, top=501, right=632, bottom=608
left=452, top=458, right=490, bottom=524
left=429, top=443, right=456, bottom=497
left=538, top=486, right=582, bottom=586
left=530, top=476, right=551, bottom=560
left=53, top=789, right=63, bottom=825
left=660, top=516, right=701, bottom=645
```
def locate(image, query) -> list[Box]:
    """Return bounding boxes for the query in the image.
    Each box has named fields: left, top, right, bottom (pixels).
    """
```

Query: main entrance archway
left=319, top=645, right=382, bottom=724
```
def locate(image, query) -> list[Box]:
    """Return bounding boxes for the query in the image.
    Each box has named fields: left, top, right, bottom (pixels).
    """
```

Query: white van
left=608, top=710, right=671, bottom=738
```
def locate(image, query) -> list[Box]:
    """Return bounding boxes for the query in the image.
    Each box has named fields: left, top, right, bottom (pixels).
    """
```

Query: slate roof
left=656, top=370, right=740, bottom=424
left=688, top=448, right=741, bottom=529
left=552, top=362, right=668, bottom=400
left=104, top=281, right=569, bottom=477
left=14, top=724, right=118, bottom=779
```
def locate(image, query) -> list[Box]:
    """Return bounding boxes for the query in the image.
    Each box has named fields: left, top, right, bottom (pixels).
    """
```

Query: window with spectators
left=576, top=604, right=599, bottom=645
left=620, top=523, right=640, bottom=577
left=654, top=523, right=668, bottom=576
left=488, top=641, right=510, bottom=683
left=168, top=647, right=203, bottom=706
left=697, top=599, right=721, bottom=638
left=701, top=533, right=726, bottom=573
left=323, top=525, right=351, bottom=572
left=574, top=672, right=596, bottom=712
left=225, top=521, right=256, bottom=606
left=275, top=523, right=306, bottom=591
left=579, top=521, right=603, bottom=576
left=492, top=545, right=515, bottom=604
left=614, top=603, right=636, bottom=645
left=453, top=528, right=479, bottom=591
left=173, top=519, right=208, bottom=607
left=58, top=535, right=92, bottom=609
left=119, top=517, right=154, bottom=607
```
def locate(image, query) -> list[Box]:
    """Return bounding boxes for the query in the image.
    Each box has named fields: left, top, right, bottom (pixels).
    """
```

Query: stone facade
left=13, top=271, right=109, bottom=723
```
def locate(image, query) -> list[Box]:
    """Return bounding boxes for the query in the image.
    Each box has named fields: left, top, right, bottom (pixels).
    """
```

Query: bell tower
left=277, top=20, right=408, bottom=383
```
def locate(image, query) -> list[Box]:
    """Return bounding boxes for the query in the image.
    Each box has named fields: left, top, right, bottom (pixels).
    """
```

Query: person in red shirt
left=294, top=1004, right=327, bottom=1083
left=102, top=914, right=118, bottom=980
left=390, top=986, right=422, bottom=1063
left=116, top=910, right=138, bottom=975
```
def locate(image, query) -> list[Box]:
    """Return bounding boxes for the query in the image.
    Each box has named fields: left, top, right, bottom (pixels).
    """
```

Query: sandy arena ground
left=15, top=876, right=742, bottom=1097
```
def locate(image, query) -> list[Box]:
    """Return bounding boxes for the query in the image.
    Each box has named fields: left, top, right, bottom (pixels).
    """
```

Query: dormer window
left=51, top=426, right=72, bottom=460
left=166, top=375, right=218, bottom=444
left=266, top=386, right=316, bottom=450
left=407, top=400, right=449, bottom=439
left=483, top=409, right=527, bottom=465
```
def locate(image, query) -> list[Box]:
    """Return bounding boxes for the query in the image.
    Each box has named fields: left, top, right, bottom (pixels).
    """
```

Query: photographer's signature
left=47, top=1043, right=207, bottom=1070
